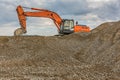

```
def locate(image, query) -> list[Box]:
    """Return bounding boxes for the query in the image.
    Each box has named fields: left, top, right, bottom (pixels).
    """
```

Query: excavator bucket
left=14, top=28, right=26, bottom=36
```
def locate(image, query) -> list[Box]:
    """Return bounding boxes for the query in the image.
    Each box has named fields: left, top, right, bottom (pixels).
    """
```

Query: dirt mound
left=0, top=21, right=120, bottom=80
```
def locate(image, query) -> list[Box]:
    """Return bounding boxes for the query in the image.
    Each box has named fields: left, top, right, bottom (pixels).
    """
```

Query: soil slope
left=0, top=21, right=120, bottom=80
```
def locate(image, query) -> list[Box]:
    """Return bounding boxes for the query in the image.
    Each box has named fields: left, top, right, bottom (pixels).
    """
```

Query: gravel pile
left=0, top=21, right=120, bottom=80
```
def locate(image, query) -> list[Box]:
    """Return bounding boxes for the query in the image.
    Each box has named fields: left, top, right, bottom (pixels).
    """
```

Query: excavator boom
left=24, top=11, right=62, bottom=30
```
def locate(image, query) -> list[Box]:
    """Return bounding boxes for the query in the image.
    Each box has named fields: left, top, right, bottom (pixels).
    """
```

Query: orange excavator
left=14, top=5, right=90, bottom=36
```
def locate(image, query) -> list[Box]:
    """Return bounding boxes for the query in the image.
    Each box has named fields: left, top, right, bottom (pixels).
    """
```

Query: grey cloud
left=0, top=1, right=20, bottom=24
left=45, top=0, right=91, bottom=16
left=0, top=0, right=46, bottom=24
left=45, top=0, right=120, bottom=21
left=0, top=0, right=120, bottom=29
left=93, top=0, right=120, bottom=20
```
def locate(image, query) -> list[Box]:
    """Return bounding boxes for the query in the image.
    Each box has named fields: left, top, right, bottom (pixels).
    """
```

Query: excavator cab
left=60, top=19, right=74, bottom=34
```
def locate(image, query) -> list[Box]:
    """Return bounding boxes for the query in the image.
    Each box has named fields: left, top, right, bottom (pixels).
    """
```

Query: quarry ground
left=0, top=21, right=120, bottom=80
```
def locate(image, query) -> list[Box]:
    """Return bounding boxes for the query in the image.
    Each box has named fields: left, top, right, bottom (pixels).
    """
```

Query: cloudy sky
left=0, top=0, right=120, bottom=36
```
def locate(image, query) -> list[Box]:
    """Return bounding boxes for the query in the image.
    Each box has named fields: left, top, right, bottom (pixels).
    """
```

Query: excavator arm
left=14, top=5, right=62, bottom=36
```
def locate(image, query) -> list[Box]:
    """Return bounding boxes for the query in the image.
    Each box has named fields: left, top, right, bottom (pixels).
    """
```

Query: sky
left=0, top=0, right=120, bottom=36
